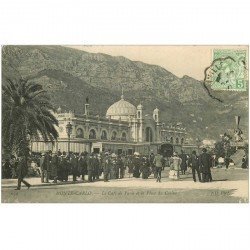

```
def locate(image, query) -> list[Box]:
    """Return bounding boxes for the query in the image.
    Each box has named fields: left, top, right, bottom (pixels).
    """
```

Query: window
left=101, top=130, right=107, bottom=140
left=121, top=132, right=127, bottom=141
left=170, top=137, right=173, bottom=144
left=181, top=138, right=184, bottom=144
left=89, top=129, right=96, bottom=139
left=176, top=137, right=179, bottom=144
left=111, top=131, right=117, bottom=140
left=145, top=127, right=153, bottom=142
left=76, top=128, right=84, bottom=138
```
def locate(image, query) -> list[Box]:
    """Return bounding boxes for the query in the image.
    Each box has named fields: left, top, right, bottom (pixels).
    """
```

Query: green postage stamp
left=211, top=49, right=248, bottom=91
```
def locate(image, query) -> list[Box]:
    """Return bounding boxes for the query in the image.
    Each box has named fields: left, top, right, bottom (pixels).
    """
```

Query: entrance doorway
left=93, top=148, right=100, bottom=154
left=128, top=149, right=133, bottom=155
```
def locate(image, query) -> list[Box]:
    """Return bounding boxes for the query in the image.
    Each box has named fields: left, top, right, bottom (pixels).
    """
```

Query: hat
left=111, top=153, right=116, bottom=158
left=173, top=152, right=178, bottom=156
left=134, top=152, right=140, bottom=156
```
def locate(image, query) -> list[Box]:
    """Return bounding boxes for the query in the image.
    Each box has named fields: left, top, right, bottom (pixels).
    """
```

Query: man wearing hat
left=117, top=154, right=125, bottom=179
left=40, top=151, right=51, bottom=183
left=189, top=150, right=201, bottom=182
left=43, top=151, right=51, bottom=183
left=78, top=152, right=88, bottom=181
left=180, top=150, right=188, bottom=175
left=60, top=151, right=69, bottom=181
left=154, top=152, right=164, bottom=182
left=103, top=152, right=111, bottom=182
left=70, top=153, right=79, bottom=182
left=87, top=153, right=94, bottom=182
left=51, top=152, right=59, bottom=183
left=110, top=153, right=118, bottom=179
left=199, top=148, right=212, bottom=182
left=132, top=152, right=141, bottom=178
left=15, top=153, right=31, bottom=190
left=149, top=152, right=156, bottom=178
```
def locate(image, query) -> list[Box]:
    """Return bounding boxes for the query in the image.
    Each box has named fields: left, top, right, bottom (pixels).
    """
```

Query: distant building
left=31, top=94, right=188, bottom=155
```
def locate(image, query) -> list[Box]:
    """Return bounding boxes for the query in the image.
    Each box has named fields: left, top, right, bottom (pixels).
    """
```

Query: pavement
left=1, top=175, right=85, bottom=188
left=2, top=167, right=249, bottom=199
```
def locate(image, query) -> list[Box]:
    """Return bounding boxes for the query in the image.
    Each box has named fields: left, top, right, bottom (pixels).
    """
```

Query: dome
left=106, top=95, right=137, bottom=121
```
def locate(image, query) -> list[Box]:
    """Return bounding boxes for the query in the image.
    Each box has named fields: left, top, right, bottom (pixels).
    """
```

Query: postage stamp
left=210, top=49, right=247, bottom=91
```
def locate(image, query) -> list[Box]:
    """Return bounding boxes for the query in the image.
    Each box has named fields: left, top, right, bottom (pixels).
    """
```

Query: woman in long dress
left=127, top=156, right=134, bottom=178
left=110, top=153, right=117, bottom=179
left=169, top=152, right=182, bottom=180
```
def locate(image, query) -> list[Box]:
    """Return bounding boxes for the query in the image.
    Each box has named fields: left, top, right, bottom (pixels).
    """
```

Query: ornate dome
left=106, top=95, right=137, bottom=121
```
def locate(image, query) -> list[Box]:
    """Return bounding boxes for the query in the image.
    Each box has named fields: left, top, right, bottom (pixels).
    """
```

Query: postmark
left=205, top=49, right=247, bottom=91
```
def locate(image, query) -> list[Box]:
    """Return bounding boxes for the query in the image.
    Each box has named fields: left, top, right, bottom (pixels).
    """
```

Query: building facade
left=32, top=95, right=188, bottom=155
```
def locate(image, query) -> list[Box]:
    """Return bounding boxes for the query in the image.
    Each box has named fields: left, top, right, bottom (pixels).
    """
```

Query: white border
left=1, top=1, right=250, bottom=250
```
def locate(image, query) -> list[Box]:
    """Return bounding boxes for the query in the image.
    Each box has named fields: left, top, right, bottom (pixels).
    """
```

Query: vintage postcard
left=1, top=45, right=248, bottom=203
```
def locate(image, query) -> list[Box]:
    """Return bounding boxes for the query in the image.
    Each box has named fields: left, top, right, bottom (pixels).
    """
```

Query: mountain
left=2, top=45, right=248, bottom=141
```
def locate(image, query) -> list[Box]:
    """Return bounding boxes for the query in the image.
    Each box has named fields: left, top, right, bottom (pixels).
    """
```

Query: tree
left=2, top=78, right=59, bottom=157
left=214, top=132, right=235, bottom=158
left=214, top=141, right=225, bottom=158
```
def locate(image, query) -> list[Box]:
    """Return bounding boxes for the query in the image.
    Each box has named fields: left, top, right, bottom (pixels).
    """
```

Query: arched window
left=181, top=138, right=184, bottom=144
left=76, top=128, right=84, bottom=138
left=137, top=111, right=141, bottom=118
left=121, top=132, right=127, bottom=141
left=111, top=131, right=117, bottom=140
left=170, top=137, right=173, bottom=144
left=176, top=137, right=179, bottom=144
left=165, top=136, right=168, bottom=142
left=145, top=127, right=153, bottom=142
left=101, top=130, right=107, bottom=140
left=89, top=129, right=96, bottom=139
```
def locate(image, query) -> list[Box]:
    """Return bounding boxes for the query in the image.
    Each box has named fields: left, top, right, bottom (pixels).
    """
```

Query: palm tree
left=2, top=77, right=59, bottom=157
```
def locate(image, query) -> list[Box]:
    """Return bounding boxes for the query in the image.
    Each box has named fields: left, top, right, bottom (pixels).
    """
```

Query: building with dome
left=31, top=95, right=188, bottom=155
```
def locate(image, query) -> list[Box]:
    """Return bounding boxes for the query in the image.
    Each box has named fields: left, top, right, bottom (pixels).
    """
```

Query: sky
left=66, top=45, right=247, bottom=80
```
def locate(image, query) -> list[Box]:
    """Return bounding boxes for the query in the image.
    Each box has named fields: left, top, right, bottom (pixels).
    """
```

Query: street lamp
left=66, top=122, right=73, bottom=153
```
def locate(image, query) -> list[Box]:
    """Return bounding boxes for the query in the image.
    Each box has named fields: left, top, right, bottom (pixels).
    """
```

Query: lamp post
left=66, top=122, right=73, bottom=154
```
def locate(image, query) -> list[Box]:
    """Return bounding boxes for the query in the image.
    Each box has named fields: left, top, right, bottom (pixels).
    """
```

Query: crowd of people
left=2, top=147, right=229, bottom=190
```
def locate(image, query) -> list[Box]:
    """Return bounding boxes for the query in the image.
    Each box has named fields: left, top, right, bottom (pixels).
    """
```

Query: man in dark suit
left=103, top=153, right=111, bottom=182
left=117, top=154, right=125, bottom=179
left=15, top=153, right=31, bottom=190
left=87, top=154, right=94, bottom=182
left=41, top=151, right=51, bottom=183
left=180, top=150, right=188, bottom=175
left=189, top=150, right=201, bottom=182
left=199, top=148, right=212, bottom=182
left=70, top=153, right=79, bottom=182
left=78, top=152, right=87, bottom=181
left=60, top=152, right=69, bottom=181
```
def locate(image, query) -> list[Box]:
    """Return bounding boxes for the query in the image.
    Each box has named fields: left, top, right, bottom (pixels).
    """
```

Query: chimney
left=85, top=97, right=90, bottom=116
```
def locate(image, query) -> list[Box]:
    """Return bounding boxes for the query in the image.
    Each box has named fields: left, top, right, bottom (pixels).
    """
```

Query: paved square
left=1, top=168, right=248, bottom=203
